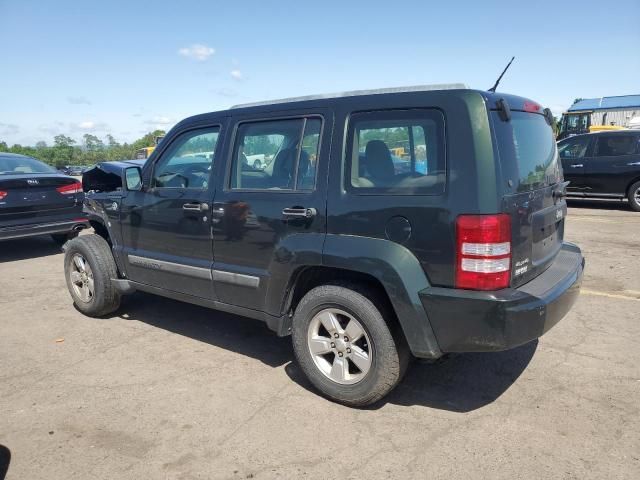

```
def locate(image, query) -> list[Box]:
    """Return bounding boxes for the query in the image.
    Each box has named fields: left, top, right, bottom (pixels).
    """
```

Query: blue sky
left=1, top=0, right=638, bottom=146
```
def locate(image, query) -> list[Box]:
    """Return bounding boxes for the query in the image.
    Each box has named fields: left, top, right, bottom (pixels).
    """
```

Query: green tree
left=53, top=135, right=76, bottom=165
left=572, top=98, right=584, bottom=105
left=82, top=134, right=104, bottom=153
left=132, top=130, right=166, bottom=150
left=54, top=135, right=75, bottom=148
left=105, top=134, right=119, bottom=148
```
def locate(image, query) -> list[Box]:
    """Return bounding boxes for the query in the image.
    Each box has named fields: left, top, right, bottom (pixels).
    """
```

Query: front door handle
left=282, top=207, right=317, bottom=218
left=570, top=164, right=584, bottom=168
left=182, top=202, right=209, bottom=212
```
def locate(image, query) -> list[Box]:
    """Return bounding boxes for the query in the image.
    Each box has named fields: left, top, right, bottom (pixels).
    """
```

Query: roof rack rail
left=231, top=83, right=468, bottom=109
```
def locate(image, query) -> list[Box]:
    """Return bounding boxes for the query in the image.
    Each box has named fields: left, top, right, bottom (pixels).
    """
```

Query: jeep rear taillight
left=456, top=214, right=511, bottom=290
left=56, top=182, right=82, bottom=195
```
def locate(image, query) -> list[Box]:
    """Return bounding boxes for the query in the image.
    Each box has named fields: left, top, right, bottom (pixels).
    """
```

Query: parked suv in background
left=63, top=85, right=584, bottom=406
left=558, top=130, right=640, bottom=211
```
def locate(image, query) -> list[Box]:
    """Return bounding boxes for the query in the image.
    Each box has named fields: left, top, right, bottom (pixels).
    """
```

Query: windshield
left=0, top=155, right=56, bottom=175
left=491, top=111, right=560, bottom=192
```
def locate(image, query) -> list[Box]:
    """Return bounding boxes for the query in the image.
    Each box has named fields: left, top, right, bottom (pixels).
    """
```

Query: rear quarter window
left=345, top=109, right=446, bottom=195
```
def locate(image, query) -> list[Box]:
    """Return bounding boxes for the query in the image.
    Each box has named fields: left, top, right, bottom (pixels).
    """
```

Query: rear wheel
left=64, top=234, right=121, bottom=316
left=291, top=284, right=409, bottom=407
left=628, top=181, right=640, bottom=212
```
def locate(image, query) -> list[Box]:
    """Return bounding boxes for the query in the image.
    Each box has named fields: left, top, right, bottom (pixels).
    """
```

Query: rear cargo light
left=56, top=182, right=82, bottom=195
left=456, top=214, right=511, bottom=290
left=0, top=190, right=7, bottom=200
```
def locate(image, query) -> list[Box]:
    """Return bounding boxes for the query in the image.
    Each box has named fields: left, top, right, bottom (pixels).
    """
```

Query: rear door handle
left=570, top=164, right=584, bottom=168
left=282, top=207, right=317, bottom=218
left=182, top=202, right=209, bottom=212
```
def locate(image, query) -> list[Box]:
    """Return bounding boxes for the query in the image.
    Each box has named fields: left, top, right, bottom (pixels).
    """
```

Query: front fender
left=323, top=234, right=442, bottom=359
left=83, top=193, right=127, bottom=275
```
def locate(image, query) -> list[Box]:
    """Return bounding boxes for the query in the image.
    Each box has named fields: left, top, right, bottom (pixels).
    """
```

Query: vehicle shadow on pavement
left=0, top=237, right=62, bottom=262
left=286, top=341, right=538, bottom=412
left=117, top=293, right=293, bottom=368
left=0, top=444, right=10, bottom=480
left=567, top=199, right=632, bottom=211
left=116, top=292, right=536, bottom=411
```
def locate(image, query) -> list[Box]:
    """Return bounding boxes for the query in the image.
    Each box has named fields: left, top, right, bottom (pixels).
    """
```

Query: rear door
left=211, top=110, right=329, bottom=314
left=558, top=134, right=593, bottom=192
left=585, top=133, right=640, bottom=195
left=492, top=109, right=566, bottom=287
left=120, top=121, right=225, bottom=299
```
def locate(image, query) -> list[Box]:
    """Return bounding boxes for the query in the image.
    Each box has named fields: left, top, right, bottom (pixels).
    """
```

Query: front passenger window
left=153, top=128, right=219, bottom=189
left=558, top=137, right=590, bottom=159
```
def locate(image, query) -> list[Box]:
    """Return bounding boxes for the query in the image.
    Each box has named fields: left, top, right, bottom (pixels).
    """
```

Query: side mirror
left=124, top=167, right=143, bottom=191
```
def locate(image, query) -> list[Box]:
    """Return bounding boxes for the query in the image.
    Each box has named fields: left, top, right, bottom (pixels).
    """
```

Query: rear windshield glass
left=491, top=111, right=560, bottom=191
left=0, top=155, right=56, bottom=174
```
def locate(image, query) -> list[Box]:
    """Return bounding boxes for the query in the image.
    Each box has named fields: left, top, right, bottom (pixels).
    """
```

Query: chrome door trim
left=212, top=269, right=260, bottom=288
left=128, top=254, right=212, bottom=280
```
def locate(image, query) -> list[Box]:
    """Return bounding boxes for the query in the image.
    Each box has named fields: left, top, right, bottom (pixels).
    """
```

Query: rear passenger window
left=230, top=118, right=321, bottom=190
left=346, top=110, right=445, bottom=194
left=595, top=135, right=639, bottom=157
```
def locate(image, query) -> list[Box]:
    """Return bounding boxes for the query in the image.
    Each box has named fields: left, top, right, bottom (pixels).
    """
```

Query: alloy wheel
left=307, top=308, right=373, bottom=385
left=69, top=253, right=94, bottom=303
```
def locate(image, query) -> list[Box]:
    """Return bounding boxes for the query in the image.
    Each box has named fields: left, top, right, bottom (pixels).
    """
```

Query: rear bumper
left=0, top=218, right=89, bottom=241
left=419, top=243, right=584, bottom=353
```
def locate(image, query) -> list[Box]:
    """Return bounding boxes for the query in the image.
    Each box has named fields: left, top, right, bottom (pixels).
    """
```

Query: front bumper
left=420, top=243, right=584, bottom=353
left=0, top=219, right=89, bottom=241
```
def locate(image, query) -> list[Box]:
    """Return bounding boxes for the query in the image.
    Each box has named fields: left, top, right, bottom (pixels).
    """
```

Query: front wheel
left=628, top=181, right=640, bottom=212
left=64, top=234, right=121, bottom=316
left=291, top=284, right=409, bottom=407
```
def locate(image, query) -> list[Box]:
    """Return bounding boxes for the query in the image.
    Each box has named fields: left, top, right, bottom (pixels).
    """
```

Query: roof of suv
left=230, top=83, right=469, bottom=109
left=559, top=130, right=640, bottom=141
left=177, top=86, right=541, bottom=130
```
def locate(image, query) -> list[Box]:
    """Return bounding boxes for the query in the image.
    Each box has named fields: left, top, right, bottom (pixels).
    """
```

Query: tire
left=628, top=181, right=640, bottom=212
left=291, top=283, right=409, bottom=407
left=51, top=230, right=79, bottom=245
left=63, top=234, right=121, bottom=316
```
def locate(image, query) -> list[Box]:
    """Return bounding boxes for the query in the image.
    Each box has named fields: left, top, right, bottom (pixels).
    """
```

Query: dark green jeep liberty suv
left=64, top=85, right=584, bottom=406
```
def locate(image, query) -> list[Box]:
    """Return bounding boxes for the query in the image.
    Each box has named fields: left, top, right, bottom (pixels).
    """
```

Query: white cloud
left=67, top=96, right=92, bottom=105
left=230, top=69, right=243, bottom=81
left=214, top=87, right=238, bottom=98
left=144, top=116, right=172, bottom=126
left=0, top=122, right=20, bottom=135
left=38, top=125, right=61, bottom=136
left=143, top=116, right=174, bottom=130
left=178, top=44, right=215, bottom=61
left=75, top=121, right=108, bottom=131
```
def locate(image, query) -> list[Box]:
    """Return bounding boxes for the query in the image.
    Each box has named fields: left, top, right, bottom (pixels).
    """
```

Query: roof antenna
left=488, top=56, right=515, bottom=93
